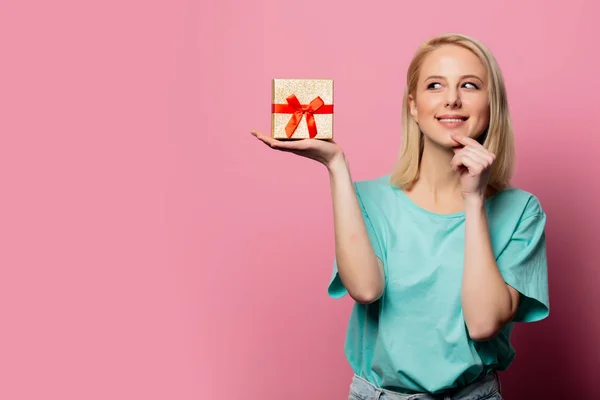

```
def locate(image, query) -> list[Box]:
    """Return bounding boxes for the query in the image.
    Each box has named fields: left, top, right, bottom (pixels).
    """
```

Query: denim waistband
left=349, top=372, right=501, bottom=400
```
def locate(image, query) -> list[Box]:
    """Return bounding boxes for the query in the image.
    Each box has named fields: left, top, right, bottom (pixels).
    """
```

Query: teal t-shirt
left=328, top=175, right=549, bottom=394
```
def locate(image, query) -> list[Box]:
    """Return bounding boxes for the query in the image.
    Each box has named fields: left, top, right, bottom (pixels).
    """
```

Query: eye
left=463, top=82, right=479, bottom=89
left=427, top=82, right=443, bottom=90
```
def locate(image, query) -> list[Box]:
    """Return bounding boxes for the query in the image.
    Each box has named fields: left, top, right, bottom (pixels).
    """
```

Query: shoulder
left=490, top=186, right=545, bottom=219
left=353, top=175, right=398, bottom=211
left=354, top=175, right=397, bottom=197
left=488, top=187, right=546, bottom=236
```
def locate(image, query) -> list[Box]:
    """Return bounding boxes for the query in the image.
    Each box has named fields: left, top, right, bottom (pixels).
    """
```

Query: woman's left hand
left=450, top=132, right=495, bottom=201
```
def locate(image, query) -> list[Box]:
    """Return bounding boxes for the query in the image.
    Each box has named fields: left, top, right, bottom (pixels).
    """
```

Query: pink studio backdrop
left=1, top=0, right=599, bottom=399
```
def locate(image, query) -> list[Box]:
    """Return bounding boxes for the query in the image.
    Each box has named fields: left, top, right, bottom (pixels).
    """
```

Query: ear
left=408, top=94, right=418, bottom=121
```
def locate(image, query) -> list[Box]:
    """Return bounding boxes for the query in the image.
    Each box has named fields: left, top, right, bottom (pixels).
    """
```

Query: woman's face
left=409, top=44, right=490, bottom=149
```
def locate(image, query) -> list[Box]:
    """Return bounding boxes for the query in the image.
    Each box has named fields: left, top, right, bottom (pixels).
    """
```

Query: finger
left=465, top=147, right=493, bottom=166
left=451, top=146, right=471, bottom=165
left=255, top=135, right=278, bottom=149
left=451, top=151, right=466, bottom=170
left=464, top=144, right=495, bottom=163
left=450, top=133, right=483, bottom=149
left=450, top=133, right=495, bottom=163
left=451, top=151, right=474, bottom=171
left=271, top=138, right=312, bottom=151
left=250, top=129, right=270, bottom=139
left=251, top=130, right=277, bottom=146
left=460, top=154, right=485, bottom=175
left=251, top=130, right=304, bottom=151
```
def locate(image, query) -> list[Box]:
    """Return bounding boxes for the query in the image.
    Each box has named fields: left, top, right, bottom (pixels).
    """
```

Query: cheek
left=465, top=99, right=490, bottom=124
left=468, top=107, right=490, bottom=136
left=478, top=105, right=490, bottom=126
left=417, top=96, right=440, bottom=116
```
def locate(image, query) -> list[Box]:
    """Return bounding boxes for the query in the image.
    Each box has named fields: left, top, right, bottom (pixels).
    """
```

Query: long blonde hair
left=389, top=33, right=515, bottom=192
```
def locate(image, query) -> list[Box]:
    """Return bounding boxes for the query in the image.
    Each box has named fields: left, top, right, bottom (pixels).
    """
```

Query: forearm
left=328, top=155, right=384, bottom=304
left=461, top=197, right=515, bottom=340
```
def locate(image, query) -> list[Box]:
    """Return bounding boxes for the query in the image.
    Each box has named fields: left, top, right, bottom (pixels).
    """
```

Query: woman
left=251, top=33, right=549, bottom=400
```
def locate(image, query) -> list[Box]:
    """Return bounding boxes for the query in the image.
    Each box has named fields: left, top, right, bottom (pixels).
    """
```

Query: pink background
left=2, top=0, right=599, bottom=398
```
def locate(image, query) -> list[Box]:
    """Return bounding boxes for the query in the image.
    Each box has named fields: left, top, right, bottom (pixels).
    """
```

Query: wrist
left=326, top=151, right=348, bottom=173
left=463, top=195, right=486, bottom=212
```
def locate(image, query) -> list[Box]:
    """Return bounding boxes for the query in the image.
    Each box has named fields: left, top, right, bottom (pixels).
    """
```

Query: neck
left=414, top=136, right=462, bottom=198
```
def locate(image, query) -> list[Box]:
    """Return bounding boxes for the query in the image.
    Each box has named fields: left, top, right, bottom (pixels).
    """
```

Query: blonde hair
left=389, top=33, right=515, bottom=192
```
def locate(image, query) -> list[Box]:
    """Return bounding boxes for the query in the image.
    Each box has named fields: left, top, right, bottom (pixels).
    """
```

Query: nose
left=445, top=89, right=461, bottom=108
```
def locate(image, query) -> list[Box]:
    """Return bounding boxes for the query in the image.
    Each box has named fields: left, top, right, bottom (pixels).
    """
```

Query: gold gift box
left=271, top=78, right=334, bottom=140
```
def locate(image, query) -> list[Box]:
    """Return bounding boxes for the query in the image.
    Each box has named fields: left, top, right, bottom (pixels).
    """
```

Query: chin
left=422, top=131, right=463, bottom=149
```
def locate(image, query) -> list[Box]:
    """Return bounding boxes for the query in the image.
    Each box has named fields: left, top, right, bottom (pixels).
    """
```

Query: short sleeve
left=327, top=182, right=385, bottom=299
left=496, top=208, right=549, bottom=323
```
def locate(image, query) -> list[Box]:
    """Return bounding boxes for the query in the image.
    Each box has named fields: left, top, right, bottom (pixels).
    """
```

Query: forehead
left=420, top=45, right=487, bottom=80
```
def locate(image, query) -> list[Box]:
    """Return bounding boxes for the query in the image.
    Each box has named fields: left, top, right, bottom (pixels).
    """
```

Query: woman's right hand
left=250, top=129, right=345, bottom=170
left=251, top=129, right=383, bottom=303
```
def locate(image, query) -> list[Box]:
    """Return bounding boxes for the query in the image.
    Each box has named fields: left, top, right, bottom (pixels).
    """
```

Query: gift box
left=271, top=78, right=334, bottom=140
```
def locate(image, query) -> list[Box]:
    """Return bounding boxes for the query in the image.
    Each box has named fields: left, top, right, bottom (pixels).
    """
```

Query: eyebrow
left=424, top=74, right=484, bottom=82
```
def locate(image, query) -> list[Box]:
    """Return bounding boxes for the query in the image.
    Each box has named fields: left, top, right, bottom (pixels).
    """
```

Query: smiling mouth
left=436, top=117, right=469, bottom=129
left=437, top=117, right=469, bottom=122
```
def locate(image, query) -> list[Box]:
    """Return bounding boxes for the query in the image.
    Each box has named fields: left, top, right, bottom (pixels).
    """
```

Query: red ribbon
left=271, top=94, right=334, bottom=138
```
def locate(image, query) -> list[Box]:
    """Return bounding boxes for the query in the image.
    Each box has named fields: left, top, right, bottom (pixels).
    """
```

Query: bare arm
left=461, top=197, right=520, bottom=341
left=249, top=130, right=384, bottom=304
left=449, top=133, right=520, bottom=341
left=328, top=154, right=384, bottom=304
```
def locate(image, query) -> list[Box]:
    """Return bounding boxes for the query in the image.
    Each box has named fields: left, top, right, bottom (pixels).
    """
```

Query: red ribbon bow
left=272, top=94, right=334, bottom=138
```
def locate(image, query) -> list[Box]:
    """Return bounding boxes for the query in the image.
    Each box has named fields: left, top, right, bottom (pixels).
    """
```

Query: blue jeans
left=348, top=372, right=503, bottom=400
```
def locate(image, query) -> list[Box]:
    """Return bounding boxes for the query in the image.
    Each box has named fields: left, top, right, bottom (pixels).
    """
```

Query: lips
left=436, top=114, right=469, bottom=121
left=436, top=115, right=468, bottom=129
